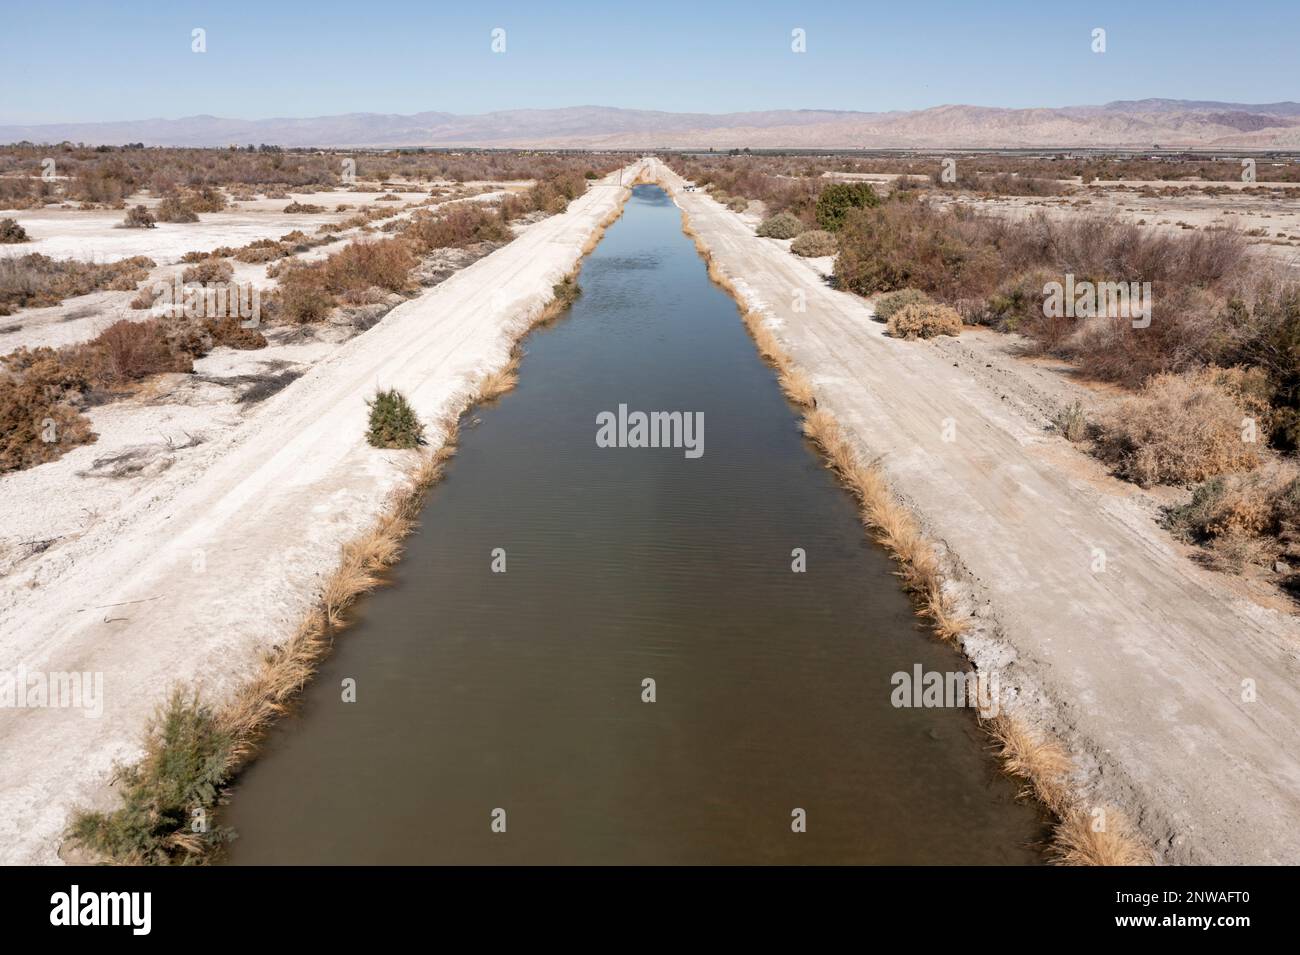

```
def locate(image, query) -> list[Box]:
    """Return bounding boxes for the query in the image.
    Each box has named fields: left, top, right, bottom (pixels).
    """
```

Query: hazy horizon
left=3, top=0, right=1298, bottom=125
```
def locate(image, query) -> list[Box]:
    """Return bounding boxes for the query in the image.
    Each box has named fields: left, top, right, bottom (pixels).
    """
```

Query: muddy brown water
left=222, top=185, right=1047, bottom=864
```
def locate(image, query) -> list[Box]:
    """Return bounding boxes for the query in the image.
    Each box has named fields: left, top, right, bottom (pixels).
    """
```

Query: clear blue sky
left=3, top=0, right=1297, bottom=124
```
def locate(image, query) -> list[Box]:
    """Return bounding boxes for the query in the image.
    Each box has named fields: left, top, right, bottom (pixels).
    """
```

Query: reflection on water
left=222, top=185, right=1047, bottom=864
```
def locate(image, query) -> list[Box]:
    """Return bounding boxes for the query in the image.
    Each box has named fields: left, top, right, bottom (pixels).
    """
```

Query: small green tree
left=366, top=388, right=424, bottom=448
left=815, top=182, right=880, bottom=232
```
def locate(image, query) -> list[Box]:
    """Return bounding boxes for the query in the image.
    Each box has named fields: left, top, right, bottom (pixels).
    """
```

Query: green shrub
left=67, top=690, right=235, bottom=864
left=790, top=229, right=837, bottom=257
left=756, top=211, right=802, bottom=239
left=366, top=388, right=424, bottom=448
left=815, top=182, right=880, bottom=232
left=552, top=274, right=581, bottom=308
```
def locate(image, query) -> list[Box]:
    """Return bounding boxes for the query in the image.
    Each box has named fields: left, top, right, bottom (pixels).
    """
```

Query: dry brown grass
left=886, top=303, right=964, bottom=340
left=219, top=426, right=458, bottom=764
left=674, top=180, right=1148, bottom=866
left=1094, top=369, right=1263, bottom=487
left=986, top=715, right=1148, bottom=865
left=476, top=351, right=520, bottom=402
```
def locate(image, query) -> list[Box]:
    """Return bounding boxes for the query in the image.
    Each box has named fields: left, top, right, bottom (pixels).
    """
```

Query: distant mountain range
left=4, top=100, right=1300, bottom=150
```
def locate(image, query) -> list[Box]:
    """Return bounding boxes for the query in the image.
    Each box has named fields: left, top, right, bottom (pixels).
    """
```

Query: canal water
left=222, top=184, right=1047, bottom=864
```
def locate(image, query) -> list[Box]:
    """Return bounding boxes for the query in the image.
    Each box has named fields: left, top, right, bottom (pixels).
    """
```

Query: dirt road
left=0, top=163, right=644, bottom=865
left=653, top=160, right=1300, bottom=865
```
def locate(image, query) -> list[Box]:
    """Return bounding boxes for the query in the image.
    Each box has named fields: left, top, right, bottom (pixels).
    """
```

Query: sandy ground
left=652, top=159, right=1300, bottom=865
left=0, top=162, right=644, bottom=865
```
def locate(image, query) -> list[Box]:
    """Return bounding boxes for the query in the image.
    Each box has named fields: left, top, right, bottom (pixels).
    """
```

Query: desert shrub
left=836, top=202, right=1003, bottom=302
left=93, top=319, right=192, bottom=382
left=874, top=288, right=932, bottom=322
left=1205, top=531, right=1272, bottom=572
left=67, top=690, right=234, bottom=864
left=790, top=229, right=837, bottom=257
left=284, top=201, right=325, bottom=213
left=1052, top=401, right=1089, bottom=442
left=121, top=205, right=156, bottom=229
left=321, top=239, right=413, bottom=294
left=407, top=205, right=509, bottom=250
left=270, top=268, right=335, bottom=323
left=551, top=274, right=581, bottom=309
left=1168, top=473, right=1275, bottom=543
left=232, top=238, right=287, bottom=264
left=815, top=182, right=880, bottom=232
left=0, top=217, right=28, bottom=243
left=886, top=303, right=964, bottom=340
left=0, top=369, right=95, bottom=472
left=1092, top=370, right=1262, bottom=487
left=726, top=196, right=749, bottom=213
left=184, top=187, right=227, bottom=213
left=181, top=258, right=234, bottom=284
left=204, top=315, right=267, bottom=350
left=366, top=388, right=423, bottom=448
left=155, top=197, right=198, bottom=223
left=0, top=254, right=154, bottom=313
left=1225, top=283, right=1300, bottom=449
left=129, top=286, right=158, bottom=310
left=756, top=211, right=803, bottom=239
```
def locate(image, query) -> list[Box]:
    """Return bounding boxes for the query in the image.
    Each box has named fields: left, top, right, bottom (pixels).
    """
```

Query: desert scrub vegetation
left=814, top=182, right=880, bottom=232
left=0, top=253, right=154, bottom=314
left=0, top=144, right=621, bottom=215
left=756, top=211, right=803, bottom=239
left=1, top=315, right=263, bottom=472
left=181, top=257, right=234, bottom=285
left=154, top=196, right=199, bottom=223
left=1092, top=370, right=1264, bottom=487
left=790, top=229, right=837, bottom=257
left=1053, top=401, right=1089, bottom=442
left=873, top=288, right=932, bottom=323
left=886, top=303, right=964, bottom=341
left=0, top=217, right=28, bottom=243
left=67, top=690, right=235, bottom=863
left=1165, top=463, right=1300, bottom=574
left=366, top=388, right=424, bottom=448
left=121, top=204, right=156, bottom=229
left=265, top=237, right=414, bottom=323
left=406, top=204, right=511, bottom=250
left=283, top=200, right=325, bottom=213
